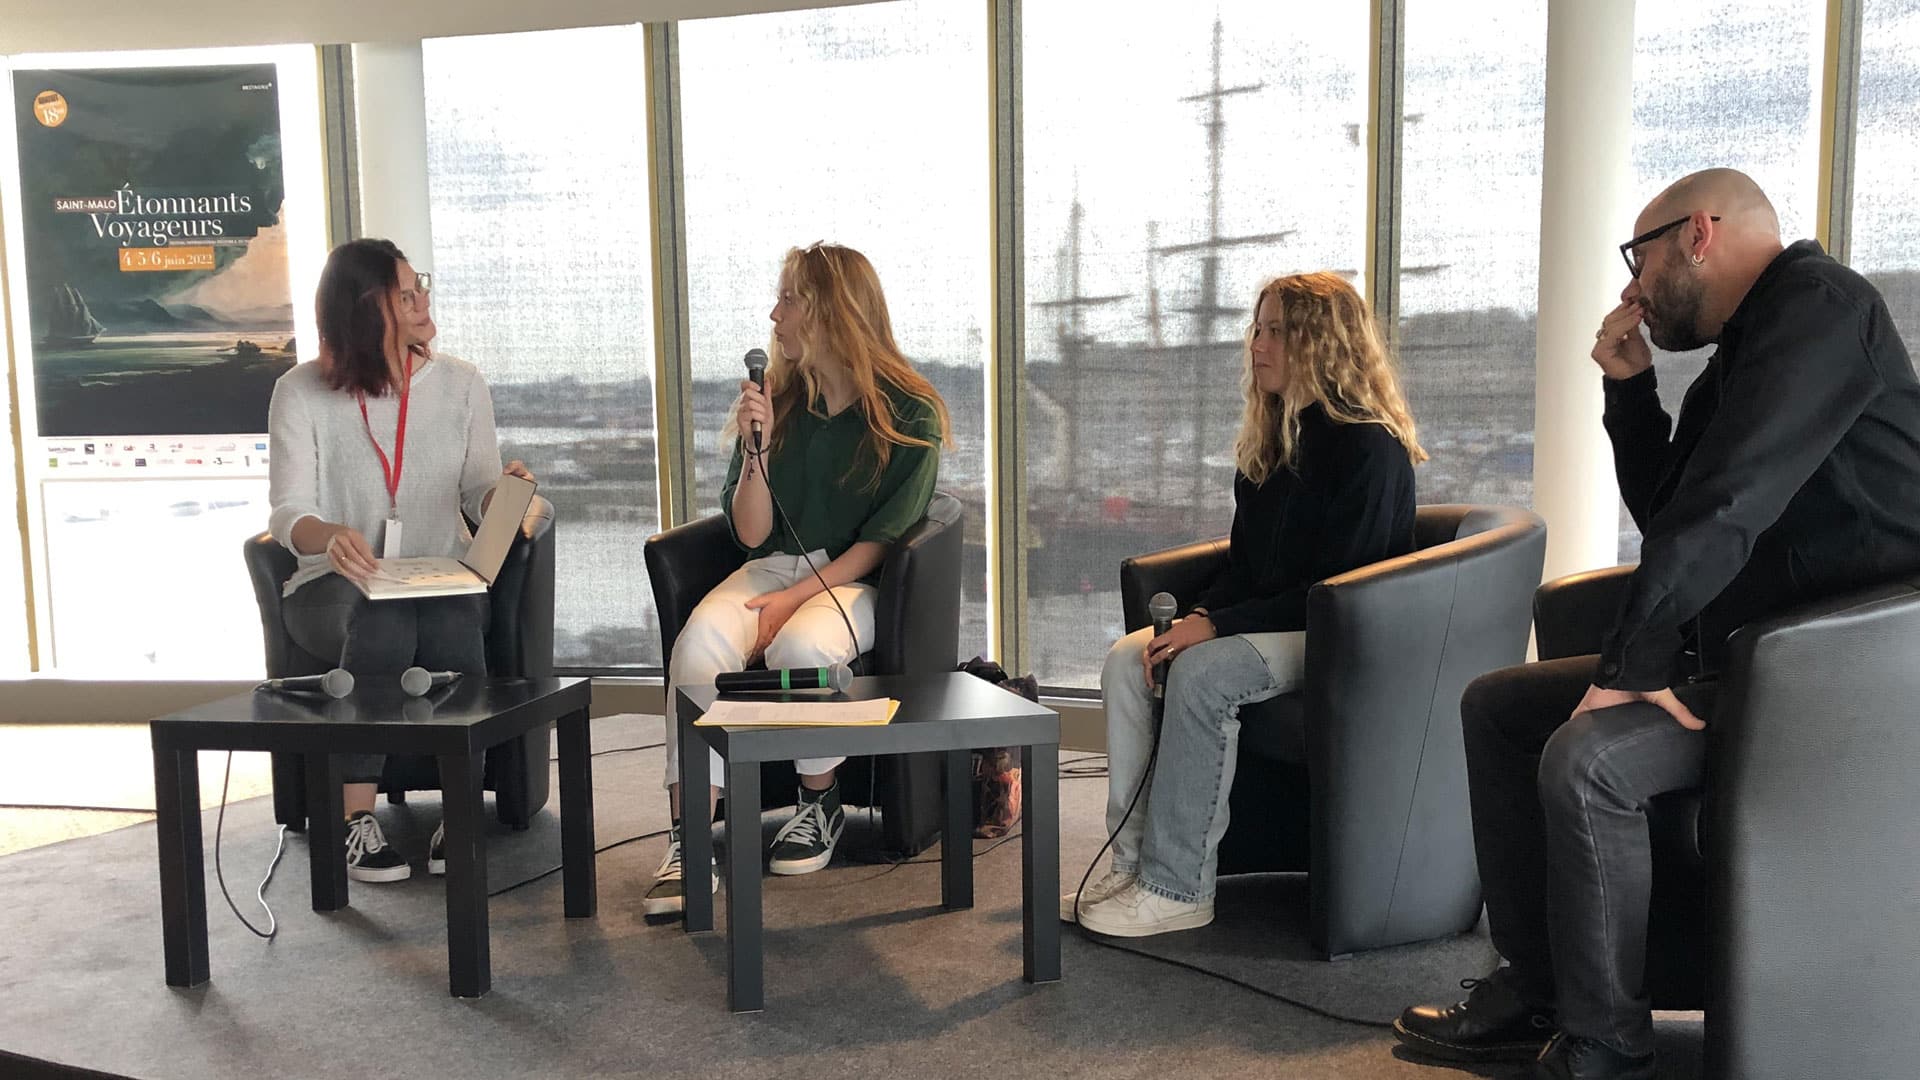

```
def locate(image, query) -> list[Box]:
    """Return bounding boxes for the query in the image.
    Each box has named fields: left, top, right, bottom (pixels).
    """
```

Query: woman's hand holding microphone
left=735, top=379, right=774, bottom=476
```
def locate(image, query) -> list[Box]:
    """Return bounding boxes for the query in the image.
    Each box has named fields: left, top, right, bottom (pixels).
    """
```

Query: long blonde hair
left=1232, top=271, right=1427, bottom=485
left=731, top=243, right=951, bottom=490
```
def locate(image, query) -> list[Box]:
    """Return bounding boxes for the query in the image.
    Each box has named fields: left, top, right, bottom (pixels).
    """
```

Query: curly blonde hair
left=1233, top=271, right=1427, bottom=485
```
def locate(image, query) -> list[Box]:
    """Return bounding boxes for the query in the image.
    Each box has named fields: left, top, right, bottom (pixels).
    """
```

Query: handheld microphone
left=258, top=668, right=354, bottom=699
left=1148, top=592, right=1179, bottom=703
left=401, top=667, right=463, bottom=697
left=716, top=662, right=853, bottom=694
left=743, top=347, right=769, bottom=452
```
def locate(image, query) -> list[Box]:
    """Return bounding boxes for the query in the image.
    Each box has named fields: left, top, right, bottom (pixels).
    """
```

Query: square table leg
left=152, top=740, right=209, bottom=987
left=724, top=754, right=764, bottom=1013
left=438, top=749, right=491, bottom=998
left=679, top=696, right=715, bottom=934
left=556, top=706, right=597, bottom=918
left=942, top=748, right=974, bottom=909
left=304, top=753, right=347, bottom=912
left=1021, top=741, right=1061, bottom=984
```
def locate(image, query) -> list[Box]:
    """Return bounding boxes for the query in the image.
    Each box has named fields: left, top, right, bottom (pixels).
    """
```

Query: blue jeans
left=1463, top=655, right=1714, bottom=1058
left=282, top=573, right=489, bottom=783
left=1100, top=626, right=1307, bottom=903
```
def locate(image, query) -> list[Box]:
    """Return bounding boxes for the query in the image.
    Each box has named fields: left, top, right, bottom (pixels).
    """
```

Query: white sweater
left=267, top=354, right=504, bottom=596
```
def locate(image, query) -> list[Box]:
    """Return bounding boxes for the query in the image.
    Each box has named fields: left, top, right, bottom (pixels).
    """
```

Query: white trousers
left=664, top=550, right=877, bottom=791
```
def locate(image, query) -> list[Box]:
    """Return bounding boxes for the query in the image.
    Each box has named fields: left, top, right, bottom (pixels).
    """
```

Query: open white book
left=356, top=473, right=537, bottom=601
left=695, top=698, right=900, bottom=727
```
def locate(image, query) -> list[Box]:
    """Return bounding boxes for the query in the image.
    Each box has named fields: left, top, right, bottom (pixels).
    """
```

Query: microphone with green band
left=715, top=662, right=854, bottom=693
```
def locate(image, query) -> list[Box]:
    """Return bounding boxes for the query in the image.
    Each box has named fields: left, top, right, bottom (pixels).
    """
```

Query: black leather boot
left=1531, top=1033, right=1657, bottom=1080
left=1394, top=969, right=1556, bottom=1062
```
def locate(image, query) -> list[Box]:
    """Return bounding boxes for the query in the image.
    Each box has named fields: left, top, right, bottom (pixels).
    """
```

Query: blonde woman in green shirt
left=646, top=243, right=952, bottom=916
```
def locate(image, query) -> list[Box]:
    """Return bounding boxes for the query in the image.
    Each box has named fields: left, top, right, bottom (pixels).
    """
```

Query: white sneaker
left=1060, top=867, right=1137, bottom=923
left=427, top=823, right=446, bottom=876
left=643, top=825, right=717, bottom=917
left=1076, top=881, right=1215, bottom=938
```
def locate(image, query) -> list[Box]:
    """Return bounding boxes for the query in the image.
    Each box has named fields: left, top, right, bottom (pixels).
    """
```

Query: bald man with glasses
left=1394, top=169, right=1920, bottom=1079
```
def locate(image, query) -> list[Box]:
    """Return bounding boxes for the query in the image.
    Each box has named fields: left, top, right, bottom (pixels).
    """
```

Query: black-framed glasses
left=1619, top=216, right=1719, bottom=278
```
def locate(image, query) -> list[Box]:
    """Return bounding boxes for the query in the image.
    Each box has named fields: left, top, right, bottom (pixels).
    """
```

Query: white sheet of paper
left=696, top=698, right=898, bottom=727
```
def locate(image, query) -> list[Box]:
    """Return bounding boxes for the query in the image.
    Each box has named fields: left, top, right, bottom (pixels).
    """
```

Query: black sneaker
left=643, top=824, right=716, bottom=917
left=427, top=823, right=446, bottom=876
left=1532, top=1033, right=1657, bottom=1080
left=344, top=811, right=411, bottom=883
left=768, top=782, right=845, bottom=876
left=1395, top=968, right=1556, bottom=1063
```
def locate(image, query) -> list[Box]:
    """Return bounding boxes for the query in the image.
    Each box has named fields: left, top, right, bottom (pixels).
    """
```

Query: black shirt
left=1598, top=239, right=1920, bottom=690
left=1193, top=403, right=1417, bottom=637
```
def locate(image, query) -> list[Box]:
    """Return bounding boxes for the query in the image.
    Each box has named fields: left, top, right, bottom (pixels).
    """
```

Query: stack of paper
left=694, top=698, right=900, bottom=727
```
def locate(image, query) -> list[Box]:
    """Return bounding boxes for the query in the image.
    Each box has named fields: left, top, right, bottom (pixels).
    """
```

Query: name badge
left=382, top=516, right=404, bottom=559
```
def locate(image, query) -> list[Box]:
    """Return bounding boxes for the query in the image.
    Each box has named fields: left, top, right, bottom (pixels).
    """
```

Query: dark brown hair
left=316, top=238, right=407, bottom=396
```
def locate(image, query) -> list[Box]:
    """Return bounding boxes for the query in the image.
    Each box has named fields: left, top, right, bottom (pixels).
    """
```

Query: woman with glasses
left=267, top=237, right=533, bottom=883
left=1067, top=271, right=1426, bottom=938
left=644, top=242, right=950, bottom=916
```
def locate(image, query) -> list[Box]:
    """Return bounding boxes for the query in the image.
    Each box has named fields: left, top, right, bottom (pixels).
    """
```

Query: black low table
left=677, top=671, right=1061, bottom=1012
left=147, top=676, right=594, bottom=998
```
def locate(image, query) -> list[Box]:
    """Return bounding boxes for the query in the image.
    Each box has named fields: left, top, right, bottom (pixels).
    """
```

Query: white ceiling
left=0, top=0, right=887, bottom=54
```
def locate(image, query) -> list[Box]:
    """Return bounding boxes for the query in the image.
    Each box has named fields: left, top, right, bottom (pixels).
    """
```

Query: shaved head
left=1639, top=168, right=1781, bottom=242
left=1622, top=168, right=1789, bottom=350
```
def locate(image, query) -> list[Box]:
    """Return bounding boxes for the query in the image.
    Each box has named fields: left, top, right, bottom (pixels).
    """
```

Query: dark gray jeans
left=282, top=573, right=489, bottom=784
left=1461, top=654, right=1716, bottom=1058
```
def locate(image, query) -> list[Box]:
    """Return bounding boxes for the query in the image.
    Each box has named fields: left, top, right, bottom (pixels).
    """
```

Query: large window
left=1399, top=0, right=1548, bottom=510
left=424, top=27, right=662, bottom=669
left=1619, top=0, right=1825, bottom=561
left=679, top=1, right=992, bottom=664
left=1852, top=0, right=1920, bottom=342
left=1022, top=1, right=1370, bottom=688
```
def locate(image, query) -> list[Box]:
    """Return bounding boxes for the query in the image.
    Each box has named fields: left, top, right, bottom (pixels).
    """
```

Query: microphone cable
left=214, top=750, right=285, bottom=939
left=1063, top=650, right=1396, bottom=1033
left=742, top=438, right=862, bottom=664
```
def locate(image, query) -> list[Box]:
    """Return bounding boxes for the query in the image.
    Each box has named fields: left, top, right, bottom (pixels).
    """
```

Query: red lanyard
left=356, top=351, right=414, bottom=510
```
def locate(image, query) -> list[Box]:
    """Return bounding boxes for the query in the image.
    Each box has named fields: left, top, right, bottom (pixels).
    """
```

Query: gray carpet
left=0, top=714, right=1703, bottom=1079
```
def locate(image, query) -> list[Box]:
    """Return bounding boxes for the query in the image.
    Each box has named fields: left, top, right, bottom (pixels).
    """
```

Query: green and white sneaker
left=643, top=824, right=716, bottom=916
left=768, top=783, right=845, bottom=876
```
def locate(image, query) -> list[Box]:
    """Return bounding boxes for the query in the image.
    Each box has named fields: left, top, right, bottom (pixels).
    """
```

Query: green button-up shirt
left=722, top=385, right=942, bottom=569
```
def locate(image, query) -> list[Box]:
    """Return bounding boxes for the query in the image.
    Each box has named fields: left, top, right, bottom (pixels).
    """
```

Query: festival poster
left=12, top=63, right=294, bottom=438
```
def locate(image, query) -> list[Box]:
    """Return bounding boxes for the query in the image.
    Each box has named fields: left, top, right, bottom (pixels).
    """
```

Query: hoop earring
left=1690, top=253, right=1705, bottom=266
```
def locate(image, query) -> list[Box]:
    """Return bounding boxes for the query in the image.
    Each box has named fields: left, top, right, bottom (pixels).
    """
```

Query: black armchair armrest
left=1120, top=538, right=1231, bottom=633
left=244, top=533, right=306, bottom=678
left=1303, top=507, right=1545, bottom=953
left=1702, top=576, right=1920, bottom=1080
left=643, top=514, right=747, bottom=665
left=1532, top=563, right=1637, bottom=661
left=870, top=492, right=963, bottom=675
left=484, top=494, right=556, bottom=678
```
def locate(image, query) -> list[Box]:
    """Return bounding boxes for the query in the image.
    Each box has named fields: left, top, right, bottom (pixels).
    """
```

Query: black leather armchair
left=644, top=492, right=963, bottom=858
left=244, top=496, right=558, bottom=831
left=1533, top=564, right=1920, bottom=1080
left=1120, top=504, right=1547, bottom=958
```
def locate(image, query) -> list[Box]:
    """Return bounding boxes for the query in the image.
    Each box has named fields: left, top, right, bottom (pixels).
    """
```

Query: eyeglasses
left=1619, top=216, right=1719, bottom=278
left=398, top=272, right=433, bottom=312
